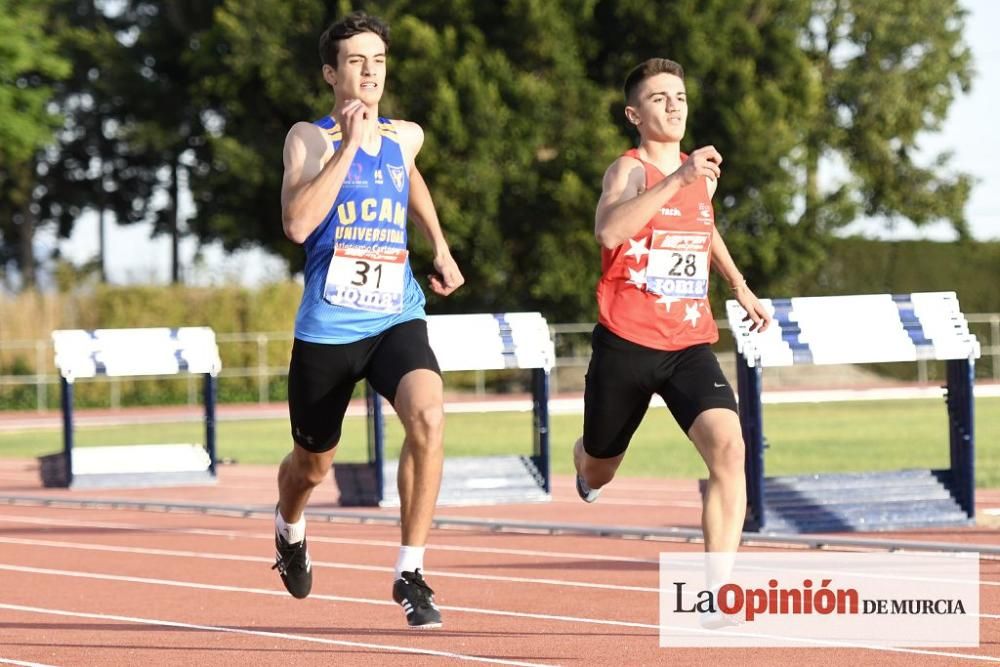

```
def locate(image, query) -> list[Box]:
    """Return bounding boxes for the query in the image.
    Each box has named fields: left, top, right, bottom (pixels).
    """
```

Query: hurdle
left=334, top=312, right=556, bottom=506
left=726, top=292, right=981, bottom=533
left=40, top=327, right=222, bottom=489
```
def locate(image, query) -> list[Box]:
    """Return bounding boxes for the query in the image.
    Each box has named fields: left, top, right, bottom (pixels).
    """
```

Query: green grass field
left=2, top=397, right=998, bottom=487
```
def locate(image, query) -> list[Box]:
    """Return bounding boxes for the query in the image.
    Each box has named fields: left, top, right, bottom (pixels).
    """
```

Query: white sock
left=275, top=508, right=306, bottom=544
left=394, top=546, right=425, bottom=580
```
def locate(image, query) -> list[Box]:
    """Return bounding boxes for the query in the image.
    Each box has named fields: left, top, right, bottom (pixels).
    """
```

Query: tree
left=35, top=0, right=974, bottom=318
left=0, top=0, right=71, bottom=288
left=801, top=0, right=973, bottom=238
left=109, top=0, right=220, bottom=284
left=35, top=0, right=160, bottom=283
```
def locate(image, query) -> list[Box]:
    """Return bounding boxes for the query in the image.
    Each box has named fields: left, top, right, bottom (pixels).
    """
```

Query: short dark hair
left=319, top=11, right=390, bottom=69
left=623, top=58, right=685, bottom=105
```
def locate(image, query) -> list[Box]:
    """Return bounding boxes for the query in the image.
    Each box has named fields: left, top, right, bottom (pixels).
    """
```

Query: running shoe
left=576, top=474, right=602, bottom=503
left=392, top=569, right=442, bottom=628
left=272, top=519, right=312, bottom=599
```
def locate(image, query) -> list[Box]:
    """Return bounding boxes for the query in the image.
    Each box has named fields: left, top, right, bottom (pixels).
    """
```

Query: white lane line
left=0, top=603, right=551, bottom=667
left=0, top=536, right=658, bottom=593
left=7, top=536, right=999, bottom=621
left=0, top=513, right=663, bottom=564
left=3, top=569, right=997, bottom=663
left=0, top=660, right=59, bottom=667
left=0, top=563, right=659, bottom=630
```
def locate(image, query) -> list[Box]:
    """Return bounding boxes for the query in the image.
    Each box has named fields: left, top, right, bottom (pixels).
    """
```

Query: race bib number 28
left=645, top=230, right=711, bottom=299
left=323, top=246, right=407, bottom=313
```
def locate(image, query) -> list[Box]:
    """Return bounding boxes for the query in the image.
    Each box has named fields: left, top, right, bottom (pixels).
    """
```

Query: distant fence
left=0, top=314, right=997, bottom=413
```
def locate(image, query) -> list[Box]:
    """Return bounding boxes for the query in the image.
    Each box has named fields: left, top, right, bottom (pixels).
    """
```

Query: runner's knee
left=291, top=448, right=332, bottom=488
left=402, top=404, right=444, bottom=447
left=705, top=435, right=744, bottom=478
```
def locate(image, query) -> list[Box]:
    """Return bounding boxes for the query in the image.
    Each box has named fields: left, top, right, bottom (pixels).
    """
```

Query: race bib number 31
left=646, top=230, right=710, bottom=298
left=324, top=246, right=408, bottom=313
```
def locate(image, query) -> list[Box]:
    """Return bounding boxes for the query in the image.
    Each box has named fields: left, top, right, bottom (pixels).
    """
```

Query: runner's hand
left=429, top=252, right=464, bottom=297
left=340, top=99, right=368, bottom=147
left=675, top=145, right=722, bottom=186
left=734, top=284, right=771, bottom=333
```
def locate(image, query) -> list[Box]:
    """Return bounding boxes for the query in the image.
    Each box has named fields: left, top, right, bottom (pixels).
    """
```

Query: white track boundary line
left=0, top=660, right=59, bottom=667
left=5, top=511, right=1000, bottom=593
left=2, top=567, right=996, bottom=662
left=4, top=512, right=1000, bottom=585
left=0, top=563, right=658, bottom=630
left=0, top=602, right=550, bottom=667
left=0, top=536, right=658, bottom=593
left=0, top=513, right=662, bottom=564
left=7, top=536, right=998, bottom=620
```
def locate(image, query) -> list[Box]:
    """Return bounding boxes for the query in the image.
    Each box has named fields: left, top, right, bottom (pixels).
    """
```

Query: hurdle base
left=701, top=468, right=974, bottom=534
left=334, top=455, right=550, bottom=507
left=39, top=443, right=217, bottom=489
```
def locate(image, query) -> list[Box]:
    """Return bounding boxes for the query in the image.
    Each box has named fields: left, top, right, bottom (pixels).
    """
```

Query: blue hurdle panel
left=334, top=313, right=555, bottom=507
left=41, top=327, right=222, bottom=489
left=724, top=292, right=980, bottom=533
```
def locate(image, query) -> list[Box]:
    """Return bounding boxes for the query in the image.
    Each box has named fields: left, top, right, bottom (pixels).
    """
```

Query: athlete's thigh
left=583, top=326, right=654, bottom=459
left=366, top=318, right=442, bottom=406
left=687, top=406, right=743, bottom=468
left=287, top=338, right=365, bottom=453
left=657, top=344, right=737, bottom=435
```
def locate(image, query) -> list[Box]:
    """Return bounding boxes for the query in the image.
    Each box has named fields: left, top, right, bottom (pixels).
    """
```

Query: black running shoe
left=272, top=530, right=312, bottom=599
left=392, top=569, right=442, bottom=628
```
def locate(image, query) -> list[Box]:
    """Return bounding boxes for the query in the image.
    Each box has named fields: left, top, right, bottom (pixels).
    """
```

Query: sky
left=49, top=0, right=1000, bottom=287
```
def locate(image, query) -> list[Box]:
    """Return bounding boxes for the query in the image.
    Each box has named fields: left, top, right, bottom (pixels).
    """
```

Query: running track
left=0, top=460, right=997, bottom=665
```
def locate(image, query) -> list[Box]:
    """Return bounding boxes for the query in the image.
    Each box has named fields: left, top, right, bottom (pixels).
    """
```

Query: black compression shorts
left=287, top=318, right=441, bottom=453
left=582, top=323, right=738, bottom=459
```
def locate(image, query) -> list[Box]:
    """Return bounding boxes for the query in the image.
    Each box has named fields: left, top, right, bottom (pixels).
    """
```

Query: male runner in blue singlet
left=273, top=11, right=464, bottom=629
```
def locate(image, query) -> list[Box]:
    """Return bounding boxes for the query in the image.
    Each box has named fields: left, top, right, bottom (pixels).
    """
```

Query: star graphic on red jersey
left=683, top=302, right=702, bottom=327
left=626, top=266, right=647, bottom=289
left=656, top=293, right=680, bottom=312
left=624, top=238, right=649, bottom=261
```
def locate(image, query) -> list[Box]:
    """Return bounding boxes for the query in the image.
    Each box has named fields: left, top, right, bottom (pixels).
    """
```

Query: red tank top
left=596, top=149, right=719, bottom=351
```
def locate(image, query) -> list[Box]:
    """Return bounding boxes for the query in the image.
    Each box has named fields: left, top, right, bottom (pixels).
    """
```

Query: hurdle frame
left=729, top=292, right=980, bottom=533
left=44, top=327, right=222, bottom=489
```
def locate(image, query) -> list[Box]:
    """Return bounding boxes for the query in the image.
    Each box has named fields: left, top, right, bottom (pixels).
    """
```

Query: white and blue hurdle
left=42, top=327, right=222, bottom=489
left=334, top=312, right=556, bottom=507
left=727, top=292, right=981, bottom=533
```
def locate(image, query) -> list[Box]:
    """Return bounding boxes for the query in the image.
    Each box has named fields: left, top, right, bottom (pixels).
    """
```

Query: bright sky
left=49, top=0, right=1000, bottom=287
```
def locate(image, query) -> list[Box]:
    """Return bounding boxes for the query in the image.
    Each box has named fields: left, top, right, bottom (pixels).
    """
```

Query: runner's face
left=628, top=73, right=687, bottom=142
left=327, top=32, right=386, bottom=105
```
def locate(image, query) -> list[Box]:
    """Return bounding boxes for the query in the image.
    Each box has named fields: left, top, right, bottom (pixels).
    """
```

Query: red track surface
left=0, top=459, right=997, bottom=665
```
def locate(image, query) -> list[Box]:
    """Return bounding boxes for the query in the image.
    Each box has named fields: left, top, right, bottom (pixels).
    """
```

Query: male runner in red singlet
left=573, top=58, right=771, bottom=557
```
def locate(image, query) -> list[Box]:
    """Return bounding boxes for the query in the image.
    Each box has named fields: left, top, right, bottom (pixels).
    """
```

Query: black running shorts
left=582, top=323, right=738, bottom=459
left=287, top=318, right=441, bottom=453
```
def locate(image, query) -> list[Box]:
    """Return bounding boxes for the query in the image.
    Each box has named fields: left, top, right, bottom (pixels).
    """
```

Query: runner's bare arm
left=595, top=146, right=723, bottom=249
left=281, top=102, right=367, bottom=244
left=711, top=228, right=771, bottom=332
left=396, top=120, right=465, bottom=297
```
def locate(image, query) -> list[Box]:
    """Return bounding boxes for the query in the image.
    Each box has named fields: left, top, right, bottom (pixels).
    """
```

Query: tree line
left=0, top=0, right=974, bottom=321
